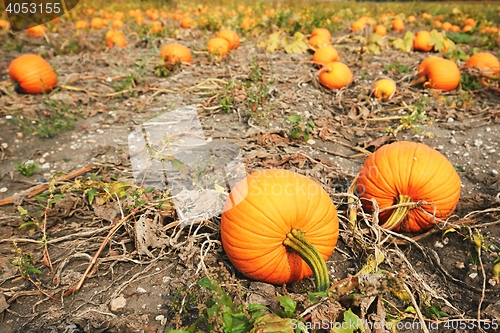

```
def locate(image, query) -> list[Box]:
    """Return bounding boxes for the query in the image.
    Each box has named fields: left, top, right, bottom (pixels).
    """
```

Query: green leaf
left=198, top=277, right=217, bottom=291
left=87, top=187, right=98, bottom=205
left=277, top=295, right=297, bottom=313
left=404, top=306, right=416, bottom=314
left=171, top=158, right=186, bottom=172
left=24, top=266, right=42, bottom=274
left=17, top=206, right=29, bottom=216
left=343, top=309, right=364, bottom=331
left=19, top=222, right=37, bottom=229
left=286, top=115, right=301, bottom=123
left=392, top=31, right=414, bottom=53
left=308, top=291, right=328, bottom=304
left=248, top=304, right=269, bottom=312
left=250, top=314, right=295, bottom=333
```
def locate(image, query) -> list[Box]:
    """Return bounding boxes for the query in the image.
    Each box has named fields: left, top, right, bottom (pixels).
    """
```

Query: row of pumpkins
left=221, top=141, right=461, bottom=291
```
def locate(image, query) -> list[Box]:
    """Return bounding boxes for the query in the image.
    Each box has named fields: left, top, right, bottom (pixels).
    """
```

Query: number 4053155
left=5, top=2, right=61, bottom=15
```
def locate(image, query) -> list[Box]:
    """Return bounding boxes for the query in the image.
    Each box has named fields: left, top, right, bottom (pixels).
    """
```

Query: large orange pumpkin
left=221, top=169, right=339, bottom=291
left=9, top=54, right=58, bottom=94
left=318, top=62, right=353, bottom=90
left=356, top=141, right=461, bottom=233
left=160, top=43, right=192, bottom=63
left=464, top=52, right=500, bottom=74
left=413, top=57, right=460, bottom=91
left=312, top=45, right=339, bottom=65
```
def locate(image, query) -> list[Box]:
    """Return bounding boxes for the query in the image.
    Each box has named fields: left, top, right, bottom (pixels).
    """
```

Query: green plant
left=9, top=242, right=42, bottom=279
left=287, top=114, right=315, bottom=142
left=14, top=161, right=41, bottom=176
left=113, top=74, right=139, bottom=97
left=386, top=97, right=429, bottom=136
left=219, top=79, right=235, bottom=113
left=245, top=56, right=275, bottom=126
left=461, top=73, right=483, bottom=91
left=9, top=99, right=80, bottom=138
left=384, top=62, right=410, bottom=74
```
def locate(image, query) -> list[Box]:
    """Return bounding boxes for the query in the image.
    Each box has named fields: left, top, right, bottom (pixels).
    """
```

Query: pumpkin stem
left=409, top=75, right=427, bottom=87
left=283, top=228, right=330, bottom=292
left=380, top=194, right=415, bottom=231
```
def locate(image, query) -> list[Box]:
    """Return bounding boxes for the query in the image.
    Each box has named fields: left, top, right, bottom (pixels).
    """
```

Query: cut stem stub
left=380, top=194, right=414, bottom=231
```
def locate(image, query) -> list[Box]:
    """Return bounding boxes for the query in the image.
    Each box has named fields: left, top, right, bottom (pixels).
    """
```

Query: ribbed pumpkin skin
left=318, top=62, right=353, bottom=90
left=207, top=37, right=230, bottom=56
left=217, top=30, right=240, bottom=50
left=413, top=31, right=433, bottom=52
left=422, top=58, right=460, bottom=91
left=356, top=141, right=461, bottom=233
left=160, top=43, right=192, bottom=63
left=312, top=46, right=339, bottom=65
left=221, top=169, right=339, bottom=285
left=464, top=52, right=500, bottom=72
left=311, top=28, right=331, bottom=40
left=9, top=54, right=58, bottom=94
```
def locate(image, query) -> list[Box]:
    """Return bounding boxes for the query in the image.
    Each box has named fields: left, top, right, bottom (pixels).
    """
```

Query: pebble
left=447, top=117, right=454, bottom=123
left=137, top=287, right=147, bottom=293
left=155, top=315, right=164, bottom=321
left=486, top=127, right=491, bottom=132
left=110, top=296, right=127, bottom=311
left=436, top=145, right=444, bottom=150
left=488, top=279, right=497, bottom=286
left=86, top=139, right=96, bottom=143
left=5, top=115, right=12, bottom=120
left=96, top=129, right=105, bottom=134
left=469, top=273, right=478, bottom=279
left=492, top=170, right=498, bottom=176
left=42, top=152, right=50, bottom=158
left=1, top=143, right=8, bottom=149
left=307, top=139, right=315, bottom=145
left=0, top=187, right=7, bottom=193
left=41, top=163, right=50, bottom=169
left=474, top=139, right=483, bottom=147
left=450, top=138, right=457, bottom=144
left=39, top=158, right=46, bottom=164
left=434, top=241, right=444, bottom=248
left=455, top=262, right=465, bottom=269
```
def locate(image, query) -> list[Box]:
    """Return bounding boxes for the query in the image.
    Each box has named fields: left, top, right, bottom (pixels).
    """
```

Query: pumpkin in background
left=217, top=30, right=240, bottom=50
left=160, top=43, right=192, bottom=64
left=311, top=27, right=331, bottom=40
left=412, top=57, right=460, bottom=91
left=27, top=25, right=47, bottom=37
left=464, top=52, right=500, bottom=74
left=312, top=46, right=339, bottom=65
left=413, top=30, right=433, bottom=52
left=207, top=37, right=230, bottom=56
left=318, top=62, right=353, bottom=90
left=374, top=24, right=387, bottom=36
left=356, top=141, right=461, bottom=233
left=180, top=16, right=194, bottom=29
left=221, top=169, right=339, bottom=291
left=91, top=17, right=106, bottom=29
left=392, top=18, right=405, bottom=31
left=308, top=34, right=331, bottom=48
left=9, top=54, right=58, bottom=94
left=150, top=21, right=163, bottom=34
left=74, top=20, right=89, bottom=30
left=105, top=30, right=126, bottom=48
left=111, top=19, right=124, bottom=29
left=0, top=19, right=10, bottom=31
left=372, top=78, right=396, bottom=99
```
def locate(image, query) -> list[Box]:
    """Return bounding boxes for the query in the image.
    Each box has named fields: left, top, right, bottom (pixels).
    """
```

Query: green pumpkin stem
left=380, top=194, right=414, bottom=231
left=283, top=228, right=330, bottom=292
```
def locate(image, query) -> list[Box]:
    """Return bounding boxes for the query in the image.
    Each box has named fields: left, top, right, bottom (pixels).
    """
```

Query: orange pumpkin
left=413, top=31, right=433, bottom=52
left=0, top=19, right=10, bottom=31
left=9, top=54, right=58, bottom=94
left=180, top=16, right=194, bottom=29
left=318, top=62, right=353, bottom=90
left=111, top=19, right=124, bottom=29
left=356, top=141, right=461, bottom=233
left=27, top=25, right=47, bottom=37
left=91, top=17, right=106, bottom=29
left=221, top=169, right=339, bottom=290
left=311, top=27, right=331, bottom=40
left=74, top=20, right=89, bottom=30
left=374, top=24, right=387, bottom=36
left=160, top=43, right=192, bottom=64
left=150, top=21, right=163, bottom=34
left=372, top=78, right=396, bottom=99
left=207, top=37, right=230, bottom=56
left=105, top=30, right=126, bottom=48
left=312, top=46, right=339, bottom=65
left=464, top=52, right=500, bottom=74
left=308, top=35, right=331, bottom=48
left=442, top=22, right=452, bottom=31
left=414, top=57, right=460, bottom=91
left=392, top=18, right=405, bottom=31
left=217, top=30, right=240, bottom=50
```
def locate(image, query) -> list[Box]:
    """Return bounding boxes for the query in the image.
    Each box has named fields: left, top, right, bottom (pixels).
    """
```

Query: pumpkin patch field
left=1, top=0, right=500, bottom=332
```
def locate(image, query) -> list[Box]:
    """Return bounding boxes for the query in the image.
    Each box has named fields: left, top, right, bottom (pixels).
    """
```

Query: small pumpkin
left=356, top=141, right=461, bottom=233
left=105, top=30, right=126, bottom=48
left=150, top=21, right=164, bottom=34
left=308, top=34, right=331, bottom=48
left=0, top=19, right=11, bottom=31
left=318, top=62, right=353, bottom=90
left=217, top=30, right=240, bottom=50
left=351, top=19, right=366, bottom=32
left=207, top=37, right=230, bottom=56
left=442, top=22, right=452, bottom=31
left=372, top=78, right=396, bottom=99
left=180, top=16, right=194, bottom=29
left=221, top=169, right=339, bottom=291
left=312, top=46, right=339, bottom=65
left=160, top=43, right=192, bottom=64
left=9, top=54, right=58, bottom=94
left=464, top=52, right=500, bottom=74
left=27, top=25, right=47, bottom=37
left=111, top=19, right=124, bottom=29
left=90, top=17, right=106, bottom=29
left=75, top=20, right=89, bottom=30
left=392, top=18, right=405, bottom=31
left=311, top=27, right=331, bottom=40
left=413, top=31, right=433, bottom=52
left=374, top=24, right=387, bottom=36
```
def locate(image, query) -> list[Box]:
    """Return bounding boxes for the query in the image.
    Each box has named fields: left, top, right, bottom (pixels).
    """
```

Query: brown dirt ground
left=1, top=19, right=500, bottom=333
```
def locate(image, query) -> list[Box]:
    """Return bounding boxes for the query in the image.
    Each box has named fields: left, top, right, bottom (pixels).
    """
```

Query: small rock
left=5, top=115, right=12, bottom=120
left=162, top=276, right=171, bottom=284
left=488, top=278, right=497, bottom=286
left=86, top=139, right=96, bottom=144
left=41, top=163, right=50, bottom=170
left=1, top=143, right=8, bottom=149
left=39, top=158, right=46, bottom=164
left=155, top=315, right=164, bottom=321
left=486, top=127, right=491, bottom=132
left=442, top=237, right=449, bottom=245
left=492, top=170, right=498, bottom=176
left=450, top=138, right=457, bottom=144
left=110, top=296, right=127, bottom=311
left=137, top=287, right=147, bottom=293
left=469, top=272, right=478, bottom=279
left=42, top=152, right=50, bottom=158
left=434, top=241, right=444, bottom=248
left=447, top=117, right=454, bottom=123
left=0, top=187, right=7, bottom=193
left=307, top=139, right=315, bottom=145
left=436, top=145, right=444, bottom=150
left=455, top=262, right=465, bottom=269
left=474, top=139, right=483, bottom=147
